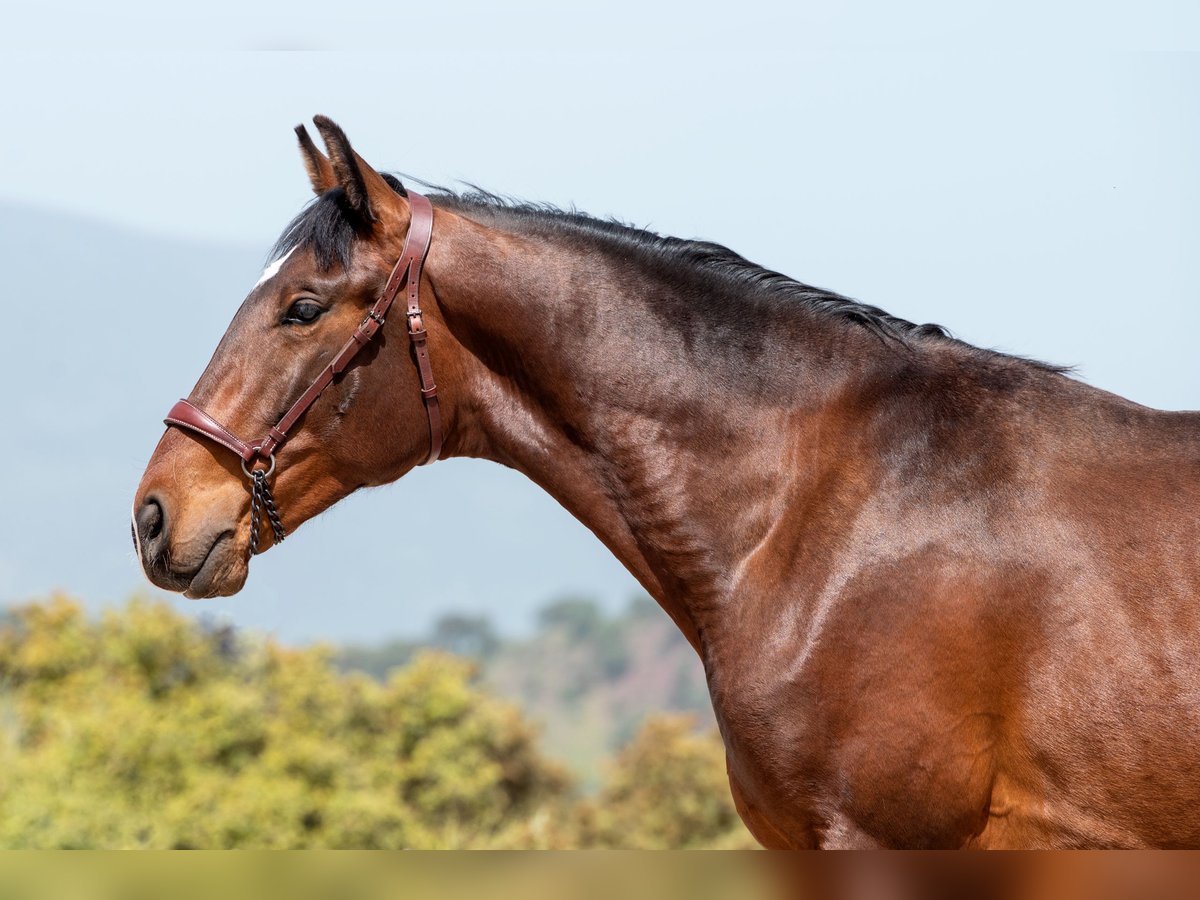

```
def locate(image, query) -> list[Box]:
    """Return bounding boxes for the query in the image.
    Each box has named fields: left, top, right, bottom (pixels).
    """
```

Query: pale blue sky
left=1, top=4, right=1198, bottom=640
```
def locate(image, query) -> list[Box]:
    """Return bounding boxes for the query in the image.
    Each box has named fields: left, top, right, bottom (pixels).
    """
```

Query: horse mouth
left=182, top=531, right=245, bottom=599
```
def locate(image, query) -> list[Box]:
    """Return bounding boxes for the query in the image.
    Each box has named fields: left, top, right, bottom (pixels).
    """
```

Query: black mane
left=270, top=179, right=1066, bottom=373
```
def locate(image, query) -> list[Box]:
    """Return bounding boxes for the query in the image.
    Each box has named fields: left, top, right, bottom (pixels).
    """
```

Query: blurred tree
left=578, top=715, right=757, bottom=850
left=537, top=597, right=629, bottom=684
left=537, top=596, right=603, bottom=641
left=332, top=638, right=420, bottom=682
left=625, top=593, right=662, bottom=621
left=429, top=613, right=500, bottom=660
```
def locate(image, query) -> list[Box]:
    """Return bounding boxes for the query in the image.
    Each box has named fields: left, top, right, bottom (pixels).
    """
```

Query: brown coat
left=135, top=119, right=1200, bottom=848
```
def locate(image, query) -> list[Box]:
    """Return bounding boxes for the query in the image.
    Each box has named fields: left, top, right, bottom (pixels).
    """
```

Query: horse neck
left=425, top=208, right=881, bottom=648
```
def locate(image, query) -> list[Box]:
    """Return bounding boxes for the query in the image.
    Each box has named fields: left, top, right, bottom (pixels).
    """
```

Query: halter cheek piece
left=162, top=190, right=441, bottom=557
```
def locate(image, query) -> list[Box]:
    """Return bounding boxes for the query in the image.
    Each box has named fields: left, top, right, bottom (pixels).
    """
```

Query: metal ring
left=241, top=454, right=276, bottom=479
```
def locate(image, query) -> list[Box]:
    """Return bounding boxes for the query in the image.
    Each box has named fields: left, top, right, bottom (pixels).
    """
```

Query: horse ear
left=311, top=115, right=401, bottom=224
left=295, top=124, right=336, bottom=195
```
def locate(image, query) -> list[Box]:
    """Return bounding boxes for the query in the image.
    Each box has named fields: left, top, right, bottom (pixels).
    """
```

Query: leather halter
left=163, top=190, right=441, bottom=549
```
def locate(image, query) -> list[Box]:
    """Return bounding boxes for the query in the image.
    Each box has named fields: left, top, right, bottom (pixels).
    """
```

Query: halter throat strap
left=164, top=189, right=441, bottom=474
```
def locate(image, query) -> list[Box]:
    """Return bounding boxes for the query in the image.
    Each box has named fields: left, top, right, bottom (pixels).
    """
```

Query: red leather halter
left=163, top=190, right=441, bottom=552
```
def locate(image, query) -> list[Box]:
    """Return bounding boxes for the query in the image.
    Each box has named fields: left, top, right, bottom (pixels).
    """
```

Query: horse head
left=133, top=117, right=445, bottom=598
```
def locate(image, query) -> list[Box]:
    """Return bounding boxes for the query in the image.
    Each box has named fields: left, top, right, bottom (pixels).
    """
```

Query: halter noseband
left=163, top=190, right=441, bottom=555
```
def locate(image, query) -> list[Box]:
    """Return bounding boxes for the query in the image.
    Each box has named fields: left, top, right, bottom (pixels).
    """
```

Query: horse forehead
left=252, top=246, right=296, bottom=289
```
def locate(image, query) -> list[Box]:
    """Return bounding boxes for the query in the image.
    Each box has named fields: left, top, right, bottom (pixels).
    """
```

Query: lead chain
left=248, top=470, right=287, bottom=557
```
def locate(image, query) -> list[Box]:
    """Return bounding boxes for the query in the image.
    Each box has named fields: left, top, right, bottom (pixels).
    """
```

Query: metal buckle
left=241, top=453, right=276, bottom=479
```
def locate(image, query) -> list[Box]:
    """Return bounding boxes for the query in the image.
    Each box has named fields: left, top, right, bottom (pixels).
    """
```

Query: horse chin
left=182, top=534, right=249, bottom=599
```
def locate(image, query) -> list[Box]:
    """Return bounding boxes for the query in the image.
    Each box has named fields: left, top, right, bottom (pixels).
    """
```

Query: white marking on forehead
left=253, top=246, right=295, bottom=289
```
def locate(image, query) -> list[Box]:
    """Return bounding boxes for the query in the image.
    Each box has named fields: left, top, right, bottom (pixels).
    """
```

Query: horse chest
left=707, top=647, right=1001, bottom=849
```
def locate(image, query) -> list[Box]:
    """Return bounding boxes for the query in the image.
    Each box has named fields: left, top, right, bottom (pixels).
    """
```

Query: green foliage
left=537, top=596, right=604, bottom=641
left=334, top=594, right=716, bottom=787
left=0, top=596, right=569, bottom=848
left=335, top=613, right=500, bottom=683
left=580, top=715, right=757, bottom=850
left=332, top=637, right=421, bottom=683
left=430, top=614, right=500, bottom=660
left=0, top=596, right=754, bottom=849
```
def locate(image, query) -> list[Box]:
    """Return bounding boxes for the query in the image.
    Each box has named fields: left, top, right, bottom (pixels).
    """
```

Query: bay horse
left=134, top=117, right=1200, bottom=848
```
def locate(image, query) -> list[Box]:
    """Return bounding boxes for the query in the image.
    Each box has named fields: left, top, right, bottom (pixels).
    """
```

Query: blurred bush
left=578, top=715, right=758, bottom=850
left=0, top=596, right=566, bottom=848
left=343, top=594, right=720, bottom=788
left=0, top=596, right=753, bottom=849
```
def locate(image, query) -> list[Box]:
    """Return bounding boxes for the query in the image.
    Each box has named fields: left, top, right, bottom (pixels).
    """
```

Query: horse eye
left=283, top=299, right=325, bottom=325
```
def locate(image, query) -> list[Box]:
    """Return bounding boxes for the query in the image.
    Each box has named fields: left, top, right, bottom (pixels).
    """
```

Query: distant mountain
left=0, top=204, right=641, bottom=642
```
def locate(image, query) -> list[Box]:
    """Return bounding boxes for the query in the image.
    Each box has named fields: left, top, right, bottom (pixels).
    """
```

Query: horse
left=134, top=117, right=1200, bottom=848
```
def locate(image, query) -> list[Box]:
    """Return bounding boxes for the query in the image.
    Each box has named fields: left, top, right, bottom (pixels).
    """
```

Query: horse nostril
left=137, top=496, right=166, bottom=546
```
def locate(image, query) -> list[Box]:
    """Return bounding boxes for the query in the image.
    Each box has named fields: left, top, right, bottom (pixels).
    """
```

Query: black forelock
left=269, top=174, right=407, bottom=271
left=269, top=188, right=361, bottom=271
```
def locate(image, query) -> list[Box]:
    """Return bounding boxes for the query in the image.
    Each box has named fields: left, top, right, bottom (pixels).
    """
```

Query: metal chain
left=249, top=477, right=262, bottom=556
left=248, top=470, right=287, bottom=557
left=259, top=474, right=286, bottom=545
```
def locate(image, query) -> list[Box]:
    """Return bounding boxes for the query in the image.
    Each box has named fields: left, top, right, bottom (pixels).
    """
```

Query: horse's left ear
left=295, top=124, right=337, bottom=195
left=311, top=115, right=403, bottom=225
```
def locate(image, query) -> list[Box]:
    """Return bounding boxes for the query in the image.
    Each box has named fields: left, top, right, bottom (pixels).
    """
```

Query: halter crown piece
left=163, top=191, right=441, bottom=556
